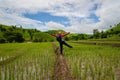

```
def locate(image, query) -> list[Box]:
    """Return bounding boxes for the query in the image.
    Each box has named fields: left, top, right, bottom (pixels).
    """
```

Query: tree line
left=0, top=24, right=55, bottom=43
left=0, top=23, right=120, bottom=43
left=93, top=23, right=120, bottom=39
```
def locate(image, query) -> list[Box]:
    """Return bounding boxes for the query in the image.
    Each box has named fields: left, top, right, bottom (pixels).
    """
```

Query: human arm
left=61, top=32, right=70, bottom=37
left=51, top=34, right=56, bottom=37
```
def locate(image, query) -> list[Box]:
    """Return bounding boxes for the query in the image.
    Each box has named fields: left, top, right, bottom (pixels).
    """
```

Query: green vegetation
left=0, top=42, right=120, bottom=80
left=0, top=24, right=55, bottom=43
left=0, top=43, right=55, bottom=80
left=0, top=20, right=120, bottom=80
left=46, top=30, right=66, bottom=34
left=33, top=32, right=55, bottom=42
left=93, top=23, right=120, bottom=39
left=0, top=22, right=120, bottom=43
left=64, top=43, right=120, bottom=80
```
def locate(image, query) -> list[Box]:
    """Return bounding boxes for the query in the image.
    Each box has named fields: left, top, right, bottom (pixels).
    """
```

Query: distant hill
left=105, top=23, right=120, bottom=38
left=0, top=22, right=120, bottom=43
left=0, top=24, right=55, bottom=43
left=93, top=23, right=120, bottom=39
left=45, top=30, right=66, bottom=34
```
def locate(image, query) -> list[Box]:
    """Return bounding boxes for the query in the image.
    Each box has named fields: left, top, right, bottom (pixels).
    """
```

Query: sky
left=0, top=0, right=120, bottom=34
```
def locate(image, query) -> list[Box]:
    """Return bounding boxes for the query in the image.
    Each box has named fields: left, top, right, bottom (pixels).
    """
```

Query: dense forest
left=0, top=23, right=120, bottom=43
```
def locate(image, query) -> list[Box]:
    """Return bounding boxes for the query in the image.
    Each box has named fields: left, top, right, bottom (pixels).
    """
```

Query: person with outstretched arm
left=52, top=32, right=73, bottom=54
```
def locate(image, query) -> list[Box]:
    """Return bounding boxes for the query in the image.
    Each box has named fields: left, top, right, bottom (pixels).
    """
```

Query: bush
left=4, top=31, right=24, bottom=43
left=0, top=37, right=6, bottom=43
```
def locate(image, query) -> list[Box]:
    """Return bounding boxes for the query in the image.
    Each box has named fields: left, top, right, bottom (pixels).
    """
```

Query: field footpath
left=52, top=44, right=75, bottom=80
left=74, top=42, right=120, bottom=47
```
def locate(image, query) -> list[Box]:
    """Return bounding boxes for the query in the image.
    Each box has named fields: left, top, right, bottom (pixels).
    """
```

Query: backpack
left=56, top=34, right=62, bottom=41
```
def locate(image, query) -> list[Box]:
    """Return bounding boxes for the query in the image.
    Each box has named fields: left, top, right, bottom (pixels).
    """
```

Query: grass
left=0, top=42, right=120, bottom=80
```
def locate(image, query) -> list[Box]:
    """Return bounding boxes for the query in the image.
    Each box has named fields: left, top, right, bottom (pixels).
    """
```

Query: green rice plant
left=0, top=42, right=55, bottom=80
left=65, top=42, right=120, bottom=80
left=82, top=63, right=88, bottom=80
left=89, top=64, right=95, bottom=80
left=0, top=42, right=120, bottom=80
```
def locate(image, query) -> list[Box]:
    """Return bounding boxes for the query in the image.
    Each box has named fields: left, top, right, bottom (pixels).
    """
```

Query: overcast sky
left=0, top=0, right=120, bottom=34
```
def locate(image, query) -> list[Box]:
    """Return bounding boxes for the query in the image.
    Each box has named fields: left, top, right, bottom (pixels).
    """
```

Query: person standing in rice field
left=51, top=31, right=73, bottom=54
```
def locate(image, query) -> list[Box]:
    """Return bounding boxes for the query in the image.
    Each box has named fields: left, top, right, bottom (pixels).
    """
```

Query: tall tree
left=93, top=29, right=100, bottom=39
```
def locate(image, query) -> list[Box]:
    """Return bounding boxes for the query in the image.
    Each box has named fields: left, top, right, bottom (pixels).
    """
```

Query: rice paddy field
left=64, top=43, right=120, bottom=80
left=0, top=42, right=120, bottom=80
